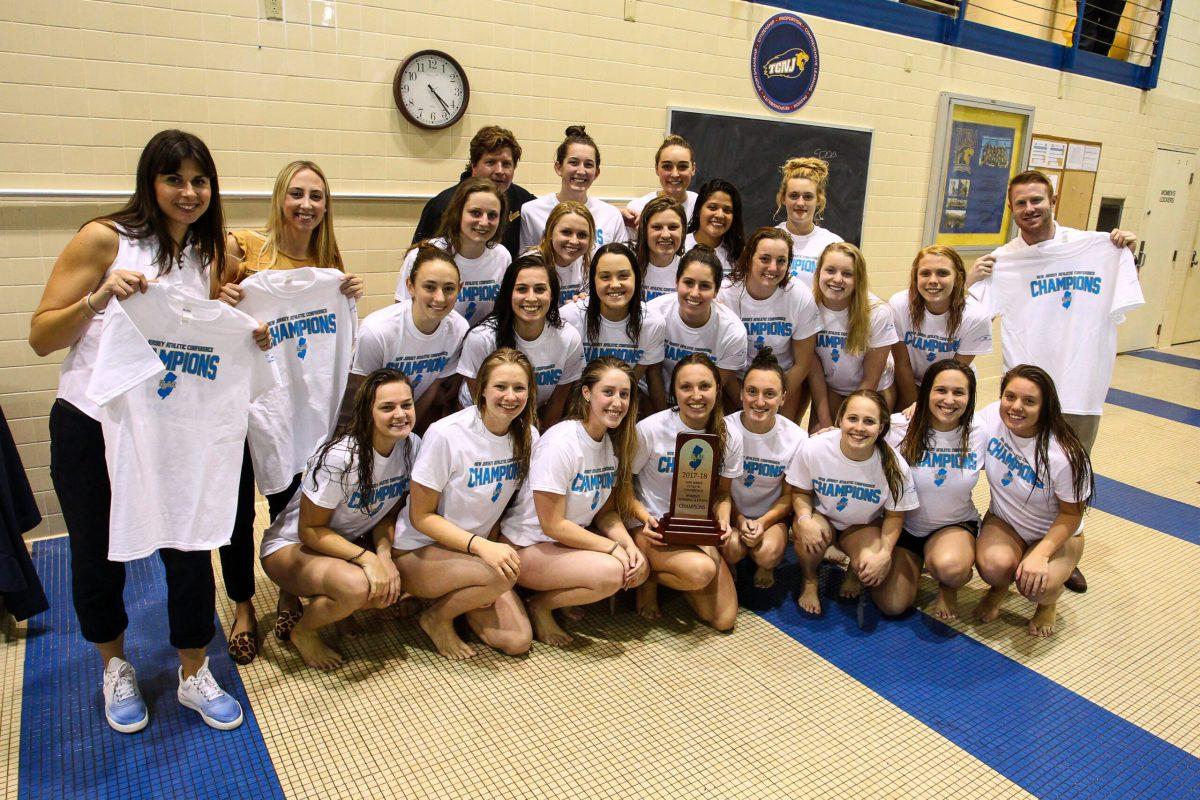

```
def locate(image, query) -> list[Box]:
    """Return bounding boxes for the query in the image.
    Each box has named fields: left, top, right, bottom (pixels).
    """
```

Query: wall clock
left=393, top=50, right=469, bottom=130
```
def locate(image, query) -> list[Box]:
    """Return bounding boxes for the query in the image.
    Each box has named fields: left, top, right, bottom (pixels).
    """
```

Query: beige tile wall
left=2, top=0, right=1198, bottom=537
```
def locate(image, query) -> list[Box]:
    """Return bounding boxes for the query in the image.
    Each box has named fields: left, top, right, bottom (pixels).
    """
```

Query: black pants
left=220, top=441, right=300, bottom=603
left=49, top=400, right=215, bottom=650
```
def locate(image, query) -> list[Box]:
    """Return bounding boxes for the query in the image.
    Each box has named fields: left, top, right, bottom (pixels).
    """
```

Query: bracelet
left=797, top=514, right=812, bottom=521
left=348, top=547, right=368, bottom=565
left=607, top=542, right=619, bottom=555
left=84, top=292, right=102, bottom=318
left=466, top=534, right=478, bottom=555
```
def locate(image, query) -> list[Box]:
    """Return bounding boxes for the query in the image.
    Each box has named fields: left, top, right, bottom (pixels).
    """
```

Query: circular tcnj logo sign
left=751, top=13, right=820, bottom=113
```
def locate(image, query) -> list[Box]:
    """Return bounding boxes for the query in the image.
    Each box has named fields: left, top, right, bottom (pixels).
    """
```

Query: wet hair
left=1000, top=365, right=1093, bottom=510
left=908, top=244, right=967, bottom=340
left=250, top=160, right=344, bottom=274
left=775, top=156, right=830, bottom=220
left=469, top=125, right=523, bottom=168
left=729, top=227, right=793, bottom=288
left=482, top=252, right=563, bottom=350
left=91, top=129, right=225, bottom=289
left=406, top=242, right=460, bottom=286
left=537, top=200, right=595, bottom=268
left=309, top=369, right=414, bottom=517
left=564, top=357, right=639, bottom=518
left=635, top=195, right=687, bottom=270
left=812, top=242, right=873, bottom=356
left=677, top=245, right=724, bottom=292
left=585, top=243, right=643, bottom=345
left=687, top=178, right=745, bottom=263
left=837, top=390, right=906, bottom=504
left=899, top=359, right=976, bottom=467
left=1007, top=169, right=1056, bottom=202
left=654, top=134, right=695, bottom=164
left=434, top=177, right=506, bottom=255
left=474, top=348, right=538, bottom=483
left=556, top=125, right=600, bottom=167
left=671, top=353, right=729, bottom=453
left=744, top=346, right=787, bottom=389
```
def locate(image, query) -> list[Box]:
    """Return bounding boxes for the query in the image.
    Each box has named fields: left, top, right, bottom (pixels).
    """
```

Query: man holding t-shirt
left=969, top=169, right=1139, bottom=593
left=411, top=125, right=535, bottom=260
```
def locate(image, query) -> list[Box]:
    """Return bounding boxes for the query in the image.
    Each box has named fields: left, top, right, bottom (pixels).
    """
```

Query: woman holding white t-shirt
left=646, top=247, right=746, bottom=410
left=718, top=227, right=822, bottom=423
left=786, top=390, right=918, bottom=616
left=631, top=354, right=744, bottom=630
left=501, top=358, right=649, bottom=645
left=519, top=126, right=627, bottom=251
left=636, top=195, right=687, bottom=302
left=887, top=360, right=986, bottom=620
left=723, top=349, right=807, bottom=589
left=774, top=157, right=843, bottom=287
left=621, top=134, right=698, bottom=236
left=973, top=365, right=1093, bottom=638
left=808, top=242, right=900, bottom=432
left=889, top=245, right=993, bottom=411
left=351, top=244, right=469, bottom=430
left=534, top=200, right=593, bottom=306
left=394, top=177, right=510, bottom=328
left=684, top=179, right=745, bottom=278
left=456, top=253, right=584, bottom=428
left=260, top=369, right=416, bottom=670
left=560, top=243, right=667, bottom=410
left=391, top=348, right=536, bottom=659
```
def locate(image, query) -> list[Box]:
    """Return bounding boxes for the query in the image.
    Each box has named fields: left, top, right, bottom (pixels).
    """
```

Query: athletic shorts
left=895, top=519, right=980, bottom=556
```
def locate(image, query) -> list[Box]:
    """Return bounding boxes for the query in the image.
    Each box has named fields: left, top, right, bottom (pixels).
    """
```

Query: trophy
left=659, top=432, right=723, bottom=546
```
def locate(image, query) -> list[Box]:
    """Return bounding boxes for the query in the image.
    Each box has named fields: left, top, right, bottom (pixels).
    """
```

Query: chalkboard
left=668, top=108, right=872, bottom=246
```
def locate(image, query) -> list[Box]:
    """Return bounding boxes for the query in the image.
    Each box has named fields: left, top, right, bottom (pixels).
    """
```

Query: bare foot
left=290, top=627, right=344, bottom=670
left=973, top=586, right=1007, bottom=623
left=797, top=581, right=822, bottom=615
left=418, top=610, right=476, bottom=660
left=753, top=566, right=776, bottom=589
left=839, top=571, right=862, bottom=600
left=932, top=585, right=958, bottom=620
left=1028, top=603, right=1057, bottom=637
left=823, top=546, right=849, bottom=566
left=231, top=601, right=256, bottom=641
left=529, top=603, right=573, bottom=646
left=560, top=605, right=585, bottom=623
left=637, top=580, right=661, bottom=621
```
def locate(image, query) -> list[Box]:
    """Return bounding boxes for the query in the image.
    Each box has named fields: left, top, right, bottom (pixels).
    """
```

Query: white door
left=1119, top=148, right=1194, bottom=352
left=1171, top=219, right=1200, bottom=344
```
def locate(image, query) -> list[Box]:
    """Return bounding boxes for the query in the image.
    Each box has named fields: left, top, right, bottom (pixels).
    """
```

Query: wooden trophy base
left=659, top=514, right=723, bottom=546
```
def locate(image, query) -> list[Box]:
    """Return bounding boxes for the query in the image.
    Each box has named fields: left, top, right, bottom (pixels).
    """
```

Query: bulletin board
left=1028, top=134, right=1102, bottom=230
left=923, top=94, right=1035, bottom=254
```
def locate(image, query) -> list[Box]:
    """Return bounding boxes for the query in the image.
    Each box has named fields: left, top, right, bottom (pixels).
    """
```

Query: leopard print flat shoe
left=227, top=616, right=259, bottom=666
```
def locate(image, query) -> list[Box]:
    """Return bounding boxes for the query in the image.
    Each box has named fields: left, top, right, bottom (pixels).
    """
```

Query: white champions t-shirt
left=683, top=234, right=734, bottom=278
left=646, top=294, right=747, bottom=388
left=785, top=429, right=918, bottom=532
left=501, top=419, right=617, bottom=547
left=560, top=298, right=665, bottom=367
left=976, top=402, right=1089, bottom=543
left=393, top=406, right=538, bottom=550
left=642, top=255, right=679, bottom=303
left=726, top=412, right=807, bottom=520
left=455, top=321, right=584, bottom=408
left=633, top=408, right=744, bottom=519
left=86, top=284, right=280, bottom=561
left=886, top=414, right=986, bottom=538
left=814, top=301, right=899, bottom=394
left=519, top=194, right=630, bottom=253
left=973, top=233, right=1143, bottom=415
left=888, top=291, right=993, bottom=385
left=394, top=237, right=510, bottom=327
left=555, top=256, right=586, bottom=307
left=239, top=268, right=357, bottom=495
left=718, top=280, right=822, bottom=371
left=260, top=434, right=418, bottom=559
left=352, top=299, right=469, bottom=401
left=776, top=224, right=842, bottom=289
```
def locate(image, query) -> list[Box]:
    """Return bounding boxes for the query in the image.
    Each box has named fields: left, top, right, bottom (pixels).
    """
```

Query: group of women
left=31, top=126, right=1093, bottom=736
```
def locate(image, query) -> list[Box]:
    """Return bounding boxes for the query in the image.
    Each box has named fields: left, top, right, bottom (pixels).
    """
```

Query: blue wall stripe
left=1106, top=388, right=1200, bottom=427
left=20, top=538, right=284, bottom=800
left=1094, top=475, right=1200, bottom=546
left=746, top=562, right=1200, bottom=800
left=1126, top=350, right=1200, bottom=371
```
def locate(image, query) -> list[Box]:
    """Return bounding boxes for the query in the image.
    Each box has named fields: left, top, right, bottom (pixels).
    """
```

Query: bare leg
left=514, top=542, right=624, bottom=646
left=923, top=526, right=976, bottom=621
left=636, top=531, right=719, bottom=626
left=750, top=523, right=788, bottom=588
left=792, top=514, right=834, bottom=614
left=973, top=514, right=1024, bottom=623
left=839, top=523, right=919, bottom=616
left=465, top=590, right=532, bottom=655
left=1025, top=535, right=1084, bottom=638
left=681, top=546, right=739, bottom=632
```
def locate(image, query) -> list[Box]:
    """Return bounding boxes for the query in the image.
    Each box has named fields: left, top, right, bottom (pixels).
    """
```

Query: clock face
left=394, top=50, right=469, bottom=130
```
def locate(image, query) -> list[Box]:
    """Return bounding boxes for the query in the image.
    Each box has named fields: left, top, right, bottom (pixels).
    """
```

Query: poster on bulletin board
left=923, top=95, right=1034, bottom=252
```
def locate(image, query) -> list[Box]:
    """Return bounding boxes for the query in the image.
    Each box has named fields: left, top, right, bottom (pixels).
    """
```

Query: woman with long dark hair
left=684, top=178, right=745, bottom=278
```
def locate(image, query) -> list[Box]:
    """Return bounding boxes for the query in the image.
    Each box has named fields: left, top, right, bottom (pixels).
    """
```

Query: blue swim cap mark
left=157, top=371, right=177, bottom=400
left=490, top=481, right=503, bottom=503
left=1061, top=290, right=1073, bottom=309
left=1001, top=470, right=1014, bottom=487
left=689, top=445, right=704, bottom=470
left=934, top=467, right=948, bottom=487
left=835, top=497, right=849, bottom=511
left=296, top=336, right=308, bottom=360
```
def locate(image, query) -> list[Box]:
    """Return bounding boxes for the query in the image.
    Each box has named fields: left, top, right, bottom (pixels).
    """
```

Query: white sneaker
left=177, top=657, right=244, bottom=731
left=102, top=657, right=149, bottom=733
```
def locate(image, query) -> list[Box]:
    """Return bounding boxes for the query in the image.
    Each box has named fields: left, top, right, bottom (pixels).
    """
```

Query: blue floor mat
left=19, top=537, right=283, bottom=800
left=1106, top=388, right=1200, bottom=427
left=1126, top=349, right=1200, bottom=371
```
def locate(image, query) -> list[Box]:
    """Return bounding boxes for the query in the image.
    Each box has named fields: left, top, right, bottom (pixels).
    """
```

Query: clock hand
left=427, top=84, right=450, bottom=114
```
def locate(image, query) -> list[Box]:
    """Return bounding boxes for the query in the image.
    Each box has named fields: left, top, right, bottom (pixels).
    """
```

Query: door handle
left=1135, top=240, right=1146, bottom=270
left=1192, top=250, right=1198, bottom=268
